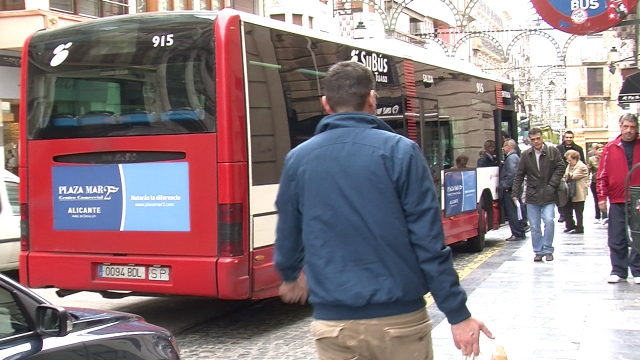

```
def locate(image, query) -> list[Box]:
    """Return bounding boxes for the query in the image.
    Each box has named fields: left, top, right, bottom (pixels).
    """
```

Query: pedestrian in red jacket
left=596, top=113, right=640, bottom=284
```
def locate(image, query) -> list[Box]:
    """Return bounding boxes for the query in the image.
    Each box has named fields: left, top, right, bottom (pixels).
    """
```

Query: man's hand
left=512, top=196, right=519, bottom=204
left=451, top=317, right=493, bottom=357
left=279, top=274, right=308, bottom=305
left=598, top=200, right=607, bottom=212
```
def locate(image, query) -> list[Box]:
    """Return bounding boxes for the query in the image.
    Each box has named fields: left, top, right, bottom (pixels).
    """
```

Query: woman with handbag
left=587, top=143, right=607, bottom=224
left=563, top=150, right=589, bottom=234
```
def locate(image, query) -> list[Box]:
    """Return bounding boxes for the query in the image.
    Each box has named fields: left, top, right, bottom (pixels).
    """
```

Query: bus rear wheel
left=467, top=204, right=486, bottom=252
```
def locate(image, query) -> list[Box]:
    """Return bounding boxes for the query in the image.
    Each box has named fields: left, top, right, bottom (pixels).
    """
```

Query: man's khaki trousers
left=310, top=308, right=433, bottom=360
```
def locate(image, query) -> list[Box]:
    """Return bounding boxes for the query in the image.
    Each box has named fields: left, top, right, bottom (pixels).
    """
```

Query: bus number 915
left=152, top=34, right=174, bottom=48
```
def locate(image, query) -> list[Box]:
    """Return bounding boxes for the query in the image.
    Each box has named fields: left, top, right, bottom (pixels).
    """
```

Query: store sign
left=531, top=0, right=638, bottom=34
left=502, top=91, right=512, bottom=99
left=0, top=55, right=20, bottom=68
left=619, top=94, right=640, bottom=103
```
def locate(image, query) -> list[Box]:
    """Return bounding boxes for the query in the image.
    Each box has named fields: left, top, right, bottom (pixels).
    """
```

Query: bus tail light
left=20, top=204, right=29, bottom=251
left=218, top=204, right=243, bottom=257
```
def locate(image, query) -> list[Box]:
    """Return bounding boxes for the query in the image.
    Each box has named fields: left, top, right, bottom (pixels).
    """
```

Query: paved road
left=3, top=226, right=512, bottom=359
left=175, top=231, right=512, bottom=359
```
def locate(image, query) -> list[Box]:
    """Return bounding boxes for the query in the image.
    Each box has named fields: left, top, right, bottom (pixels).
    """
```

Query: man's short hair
left=505, top=139, right=517, bottom=149
left=564, top=130, right=574, bottom=137
left=501, top=130, right=510, bottom=139
left=619, top=113, right=639, bottom=126
left=483, top=140, right=495, bottom=150
left=323, top=61, right=375, bottom=112
left=529, top=128, right=543, bottom=137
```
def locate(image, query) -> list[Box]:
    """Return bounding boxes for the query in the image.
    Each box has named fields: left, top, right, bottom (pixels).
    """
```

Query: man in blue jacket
left=274, top=61, right=492, bottom=360
left=500, top=139, right=526, bottom=241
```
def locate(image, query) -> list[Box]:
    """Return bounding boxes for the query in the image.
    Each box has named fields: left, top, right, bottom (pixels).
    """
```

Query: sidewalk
left=431, top=197, right=640, bottom=360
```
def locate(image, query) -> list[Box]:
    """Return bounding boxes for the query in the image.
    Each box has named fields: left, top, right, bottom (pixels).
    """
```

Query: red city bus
left=19, top=9, right=517, bottom=299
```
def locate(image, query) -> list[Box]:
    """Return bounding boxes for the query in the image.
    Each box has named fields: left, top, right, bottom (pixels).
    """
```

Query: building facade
left=266, top=0, right=331, bottom=32
left=565, top=31, right=623, bottom=151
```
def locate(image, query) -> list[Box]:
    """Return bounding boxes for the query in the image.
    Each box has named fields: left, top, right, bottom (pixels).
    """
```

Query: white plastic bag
left=462, top=341, right=507, bottom=360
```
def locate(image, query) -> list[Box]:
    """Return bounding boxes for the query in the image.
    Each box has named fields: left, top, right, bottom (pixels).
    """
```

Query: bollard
left=625, top=164, right=640, bottom=255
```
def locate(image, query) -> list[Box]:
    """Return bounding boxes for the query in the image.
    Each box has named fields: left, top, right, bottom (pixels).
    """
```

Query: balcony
left=579, top=83, right=611, bottom=99
left=391, top=30, right=426, bottom=46
left=333, top=0, right=363, bottom=15
left=580, top=49, right=608, bottom=63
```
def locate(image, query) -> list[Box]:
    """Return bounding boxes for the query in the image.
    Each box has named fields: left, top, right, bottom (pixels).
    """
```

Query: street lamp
left=353, top=20, right=367, bottom=40
left=546, top=81, right=555, bottom=124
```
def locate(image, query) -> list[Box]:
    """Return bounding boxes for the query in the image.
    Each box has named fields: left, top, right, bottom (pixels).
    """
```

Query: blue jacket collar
left=315, top=112, right=395, bottom=135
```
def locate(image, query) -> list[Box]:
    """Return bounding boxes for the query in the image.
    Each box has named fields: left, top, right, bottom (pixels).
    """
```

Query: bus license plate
left=148, top=267, right=170, bottom=281
left=98, top=265, right=146, bottom=280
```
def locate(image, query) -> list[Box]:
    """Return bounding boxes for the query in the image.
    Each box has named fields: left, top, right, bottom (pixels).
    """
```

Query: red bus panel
left=24, top=134, right=218, bottom=294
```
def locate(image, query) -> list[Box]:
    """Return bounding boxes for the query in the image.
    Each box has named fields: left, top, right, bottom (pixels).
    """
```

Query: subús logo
left=50, top=42, right=72, bottom=67
left=351, top=50, right=389, bottom=83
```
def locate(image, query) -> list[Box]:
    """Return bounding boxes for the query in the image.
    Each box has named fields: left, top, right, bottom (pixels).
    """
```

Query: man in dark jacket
left=597, top=113, right=640, bottom=284
left=477, top=140, right=498, bottom=167
left=512, top=127, right=565, bottom=262
left=274, top=61, right=492, bottom=359
left=556, top=131, right=585, bottom=223
left=500, top=139, right=526, bottom=241
left=557, top=130, right=585, bottom=163
left=502, top=131, right=528, bottom=228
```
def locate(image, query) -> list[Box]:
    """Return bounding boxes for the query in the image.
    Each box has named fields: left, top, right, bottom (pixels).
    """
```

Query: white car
left=0, top=169, right=19, bottom=271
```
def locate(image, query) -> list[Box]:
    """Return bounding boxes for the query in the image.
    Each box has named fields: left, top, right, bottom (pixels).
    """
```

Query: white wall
left=405, top=0, right=456, bottom=26
left=0, top=67, right=20, bottom=100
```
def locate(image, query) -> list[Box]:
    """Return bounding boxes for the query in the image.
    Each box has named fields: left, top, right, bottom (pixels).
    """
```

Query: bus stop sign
left=531, top=0, right=638, bottom=35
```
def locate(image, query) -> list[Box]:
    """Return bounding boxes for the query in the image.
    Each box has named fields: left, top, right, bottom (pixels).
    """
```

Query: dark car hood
left=65, top=307, right=141, bottom=329
left=65, top=307, right=170, bottom=336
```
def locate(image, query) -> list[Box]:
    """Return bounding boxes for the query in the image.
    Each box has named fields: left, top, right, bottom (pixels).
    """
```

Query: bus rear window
left=26, top=14, right=216, bottom=139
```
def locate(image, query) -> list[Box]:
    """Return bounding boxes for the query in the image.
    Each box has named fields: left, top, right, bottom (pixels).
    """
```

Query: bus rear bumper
left=25, top=252, right=219, bottom=297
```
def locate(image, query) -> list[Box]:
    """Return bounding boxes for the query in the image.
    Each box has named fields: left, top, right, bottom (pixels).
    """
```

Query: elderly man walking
left=500, top=139, right=526, bottom=241
left=512, top=128, right=565, bottom=261
left=597, top=113, right=640, bottom=284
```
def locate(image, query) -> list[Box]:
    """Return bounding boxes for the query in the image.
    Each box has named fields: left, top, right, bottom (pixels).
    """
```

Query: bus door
left=495, top=109, right=518, bottom=156
left=495, top=108, right=518, bottom=225
left=412, top=98, right=444, bottom=201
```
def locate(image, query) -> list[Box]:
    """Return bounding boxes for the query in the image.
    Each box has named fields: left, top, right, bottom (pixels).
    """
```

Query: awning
left=618, top=71, right=640, bottom=104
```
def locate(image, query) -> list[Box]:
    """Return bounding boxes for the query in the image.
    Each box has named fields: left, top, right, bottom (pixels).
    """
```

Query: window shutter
left=232, top=0, right=253, bottom=13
